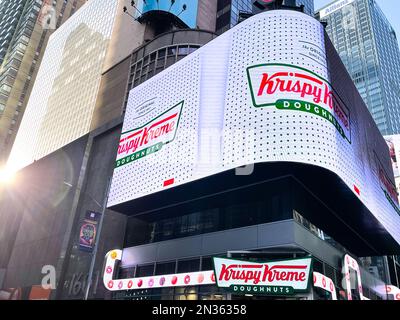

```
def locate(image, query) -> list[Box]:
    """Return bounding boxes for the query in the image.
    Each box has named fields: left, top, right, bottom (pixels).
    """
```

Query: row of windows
left=124, top=195, right=291, bottom=247
left=124, top=44, right=200, bottom=113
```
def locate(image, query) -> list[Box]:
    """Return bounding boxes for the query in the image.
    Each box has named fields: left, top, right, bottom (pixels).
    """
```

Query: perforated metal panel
left=108, top=55, right=201, bottom=203
left=108, top=10, right=400, bottom=245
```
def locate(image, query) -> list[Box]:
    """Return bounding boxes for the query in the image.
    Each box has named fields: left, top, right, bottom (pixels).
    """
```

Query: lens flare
left=0, top=167, right=15, bottom=184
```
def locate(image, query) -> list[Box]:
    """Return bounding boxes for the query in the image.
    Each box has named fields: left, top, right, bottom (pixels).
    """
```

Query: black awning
left=110, top=162, right=400, bottom=256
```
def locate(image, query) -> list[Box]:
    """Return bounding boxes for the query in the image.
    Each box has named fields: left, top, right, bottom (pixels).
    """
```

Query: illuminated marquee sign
left=386, top=285, right=400, bottom=301
left=313, top=272, right=337, bottom=300
left=213, top=257, right=312, bottom=295
left=103, top=250, right=398, bottom=300
left=342, top=254, right=370, bottom=300
left=247, top=63, right=351, bottom=143
left=103, top=250, right=215, bottom=291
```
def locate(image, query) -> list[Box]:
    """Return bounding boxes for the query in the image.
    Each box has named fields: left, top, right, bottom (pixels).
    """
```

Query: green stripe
left=382, top=188, right=400, bottom=216
left=229, top=285, right=295, bottom=296
left=115, top=142, right=163, bottom=168
left=275, top=99, right=350, bottom=143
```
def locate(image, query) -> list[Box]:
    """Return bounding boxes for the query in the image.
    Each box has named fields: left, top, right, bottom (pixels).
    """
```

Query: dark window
left=217, top=0, right=231, bottom=11
left=324, top=264, right=336, bottom=284
left=158, top=48, right=166, bottom=58
left=119, top=267, right=135, bottom=279
left=201, top=257, right=213, bottom=271
left=124, top=177, right=294, bottom=247
left=166, top=56, right=176, bottom=68
left=313, top=259, right=324, bottom=274
left=155, top=261, right=176, bottom=275
left=136, top=264, right=155, bottom=277
left=216, top=11, right=231, bottom=30
left=167, top=47, right=176, bottom=56
left=177, top=258, right=200, bottom=273
left=157, top=58, right=165, bottom=68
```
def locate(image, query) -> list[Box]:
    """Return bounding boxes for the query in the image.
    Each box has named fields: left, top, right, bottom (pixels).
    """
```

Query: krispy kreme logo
left=375, top=152, right=400, bottom=216
left=247, top=63, right=351, bottom=143
left=213, top=257, right=312, bottom=292
left=116, top=101, right=183, bottom=168
left=379, top=168, right=399, bottom=205
left=219, top=263, right=307, bottom=284
left=378, top=166, right=400, bottom=216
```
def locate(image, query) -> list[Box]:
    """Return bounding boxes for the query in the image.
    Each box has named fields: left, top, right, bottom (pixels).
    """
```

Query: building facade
left=100, top=9, right=400, bottom=300
left=289, top=0, right=314, bottom=15
left=318, top=0, right=400, bottom=135
left=6, top=0, right=121, bottom=172
left=0, top=0, right=25, bottom=67
left=1, top=3, right=400, bottom=301
left=6, top=0, right=218, bottom=172
left=216, top=0, right=315, bottom=35
left=0, top=0, right=220, bottom=299
left=0, top=0, right=86, bottom=166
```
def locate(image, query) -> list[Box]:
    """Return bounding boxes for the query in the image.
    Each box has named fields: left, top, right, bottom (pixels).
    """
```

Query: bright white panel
left=108, top=10, right=400, bottom=245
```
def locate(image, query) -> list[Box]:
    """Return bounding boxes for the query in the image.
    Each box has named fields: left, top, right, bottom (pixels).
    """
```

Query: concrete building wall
left=56, top=120, right=127, bottom=300
left=101, top=0, right=146, bottom=72
left=196, top=0, right=218, bottom=32
left=91, top=29, right=217, bottom=132
left=89, top=57, right=130, bottom=131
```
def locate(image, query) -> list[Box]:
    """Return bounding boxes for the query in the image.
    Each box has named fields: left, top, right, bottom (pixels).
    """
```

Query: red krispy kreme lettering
left=256, top=69, right=350, bottom=130
left=219, top=263, right=308, bottom=284
left=258, top=72, right=323, bottom=104
left=379, top=168, right=399, bottom=203
left=117, top=113, right=177, bottom=156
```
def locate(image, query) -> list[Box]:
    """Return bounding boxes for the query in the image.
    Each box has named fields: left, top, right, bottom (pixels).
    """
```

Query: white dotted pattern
left=8, top=0, right=117, bottom=170
left=108, top=10, right=400, bottom=245
left=222, top=12, right=365, bottom=203
left=108, top=55, right=201, bottom=204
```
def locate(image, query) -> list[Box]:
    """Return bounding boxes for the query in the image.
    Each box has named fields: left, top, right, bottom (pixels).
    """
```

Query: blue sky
left=314, top=0, right=400, bottom=46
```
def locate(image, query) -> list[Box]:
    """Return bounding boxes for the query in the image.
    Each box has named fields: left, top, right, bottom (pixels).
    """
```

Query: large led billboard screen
left=135, top=0, right=198, bottom=28
left=108, top=10, right=400, bottom=244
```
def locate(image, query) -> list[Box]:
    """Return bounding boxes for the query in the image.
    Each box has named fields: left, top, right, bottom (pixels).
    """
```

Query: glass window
left=167, top=47, right=176, bottom=56
left=158, top=48, right=166, bottom=58
left=201, top=257, right=213, bottom=271
left=177, top=258, right=200, bottom=273
left=155, top=261, right=176, bottom=275
left=178, top=46, right=189, bottom=55
left=136, top=264, right=155, bottom=277
left=313, top=259, right=324, bottom=274
left=188, top=46, right=199, bottom=54
left=0, top=84, right=11, bottom=93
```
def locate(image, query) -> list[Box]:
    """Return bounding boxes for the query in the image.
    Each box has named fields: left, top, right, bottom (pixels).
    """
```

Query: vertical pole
left=392, top=255, right=399, bottom=288
left=227, top=251, right=232, bottom=301
left=84, top=177, right=112, bottom=300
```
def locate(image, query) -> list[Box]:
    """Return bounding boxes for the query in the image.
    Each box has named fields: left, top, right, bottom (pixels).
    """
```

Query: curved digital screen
left=108, top=10, right=400, bottom=245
